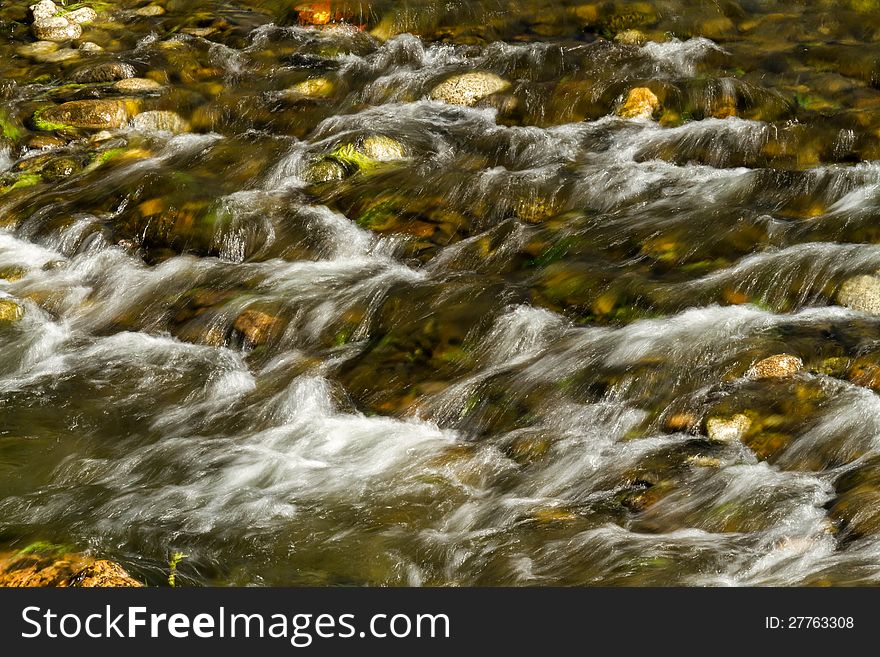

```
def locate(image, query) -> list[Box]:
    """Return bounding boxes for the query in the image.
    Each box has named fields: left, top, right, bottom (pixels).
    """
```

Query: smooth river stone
left=429, top=72, right=511, bottom=106
left=71, top=62, right=138, bottom=83
left=32, top=15, right=82, bottom=42
left=38, top=100, right=132, bottom=130
left=130, top=110, right=190, bottom=133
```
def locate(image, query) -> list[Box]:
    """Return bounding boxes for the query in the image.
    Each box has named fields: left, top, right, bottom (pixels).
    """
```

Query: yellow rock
left=618, top=87, right=660, bottom=119
left=747, top=354, right=803, bottom=379
left=0, top=299, right=24, bottom=322
left=138, top=198, right=166, bottom=216
left=286, top=77, right=335, bottom=99
left=591, top=291, right=618, bottom=316
left=532, top=507, right=578, bottom=523
left=687, top=455, right=722, bottom=468
left=615, top=29, right=647, bottom=45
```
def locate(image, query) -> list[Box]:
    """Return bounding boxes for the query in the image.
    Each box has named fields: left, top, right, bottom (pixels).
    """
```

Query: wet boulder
left=0, top=299, right=24, bottom=322
left=747, top=354, right=804, bottom=379
left=358, top=135, right=407, bottom=161
left=41, top=156, right=82, bottom=180
left=828, top=456, right=880, bottom=541
left=32, top=15, right=82, bottom=42
left=617, top=87, right=661, bottom=120
left=305, top=135, right=407, bottom=182
left=304, top=158, right=347, bottom=183
left=285, top=77, right=335, bottom=100
left=430, top=72, right=511, bottom=107
left=29, top=0, right=58, bottom=23
left=65, top=7, right=98, bottom=25
left=134, top=5, right=166, bottom=17
left=705, top=413, right=751, bottom=441
left=130, top=111, right=190, bottom=134
left=837, top=274, right=880, bottom=314
left=71, top=62, right=138, bottom=84
left=0, top=549, right=141, bottom=587
left=35, top=100, right=135, bottom=131
left=114, top=78, right=163, bottom=93
left=233, top=309, right=283, bottom=346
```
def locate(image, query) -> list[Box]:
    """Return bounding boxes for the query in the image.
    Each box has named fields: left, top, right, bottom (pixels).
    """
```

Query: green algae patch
left=0, top=110, right=22, bottom=140
left=32, top=107, right=75, bottom=133
left=1, top=174, right=43, bottom=195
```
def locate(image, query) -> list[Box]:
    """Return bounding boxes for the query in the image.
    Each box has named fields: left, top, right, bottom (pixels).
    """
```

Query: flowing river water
left=3, top=0, right=880, bottom=586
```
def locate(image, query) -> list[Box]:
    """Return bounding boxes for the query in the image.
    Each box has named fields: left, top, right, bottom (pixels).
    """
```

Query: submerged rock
left=114, top=77, right=163, bottom=92
left=293, top=2, right=333, bottom=25
left=134, top=5, right=166, bottom=17
left=359, top=135, right=407, bottom=161
left=430, top=72, right=511, bottom=107
left=16, top=40, right=59, bottom=58
left=304, top=158, right=347, bottom=183
left=662, top=412, right=698, bottom=433
left=285, top=77, right=335, bottom=100
left=837, top=274, right=880, bottom=314
left=306, top=135, right=407, bottom=183
left=617, top=87, right=661, bottom=119
left=71, top=62, right=138, bottom=84
left=0, top=550, right=141, bottom=587
left=0, top=299, right=24, bottom=322
left=130, top=111, right=190, bottom=134
left=27, top=134, right=66, bottom=150
left=234, top=309, right=282, bottom=346
left=35, top=100, right=134, bottom=131
left=828, top=456, right=880, bottom=541
left=747, top=354, right=804, bottom=379
left=41, top=157, right=81, bottom=180
left=79, top=41, right=104, bottom=53
left=65, top=7, right=98, bottom=25
left=706, top=414, right=751, bottom=441
left=614, top=29, right=647, bottom=45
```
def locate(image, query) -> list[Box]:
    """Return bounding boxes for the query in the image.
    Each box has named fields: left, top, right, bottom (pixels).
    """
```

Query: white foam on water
left=32, top=374, right=464, bottom=534
left=0, top=146, right=11, bottom=173
left=641, top=37, right=726, bottom=76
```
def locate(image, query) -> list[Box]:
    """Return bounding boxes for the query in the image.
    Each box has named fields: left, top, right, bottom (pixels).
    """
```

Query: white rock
left=837, top=274, right=880, bottom=315
left=114, top=78, right=162, bottom=92
left=429, top=72, right=511, bottom=107
left=29, top=0, right=58, bottom=23
left=706, top=414, right=751, bottom=442
left=66, top=7, right=98, bottom=25
left=360, top=135, right=406, bottom=161
left=32, top=16, right=82, bottom=42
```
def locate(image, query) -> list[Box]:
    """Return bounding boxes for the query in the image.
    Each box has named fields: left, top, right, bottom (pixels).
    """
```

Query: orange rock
left=0, top=552, right=142, bottom=587
left=618, top=87, right=661, bottom=119
left=234, top=309, right=282, bottom=346
left=138, top=198, right=166, bottom=217
left=294, top=2, right=332, bottom=25
left=722, top=287, right=749, bottom=305
left=663, top=412, right=698, bottom=433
